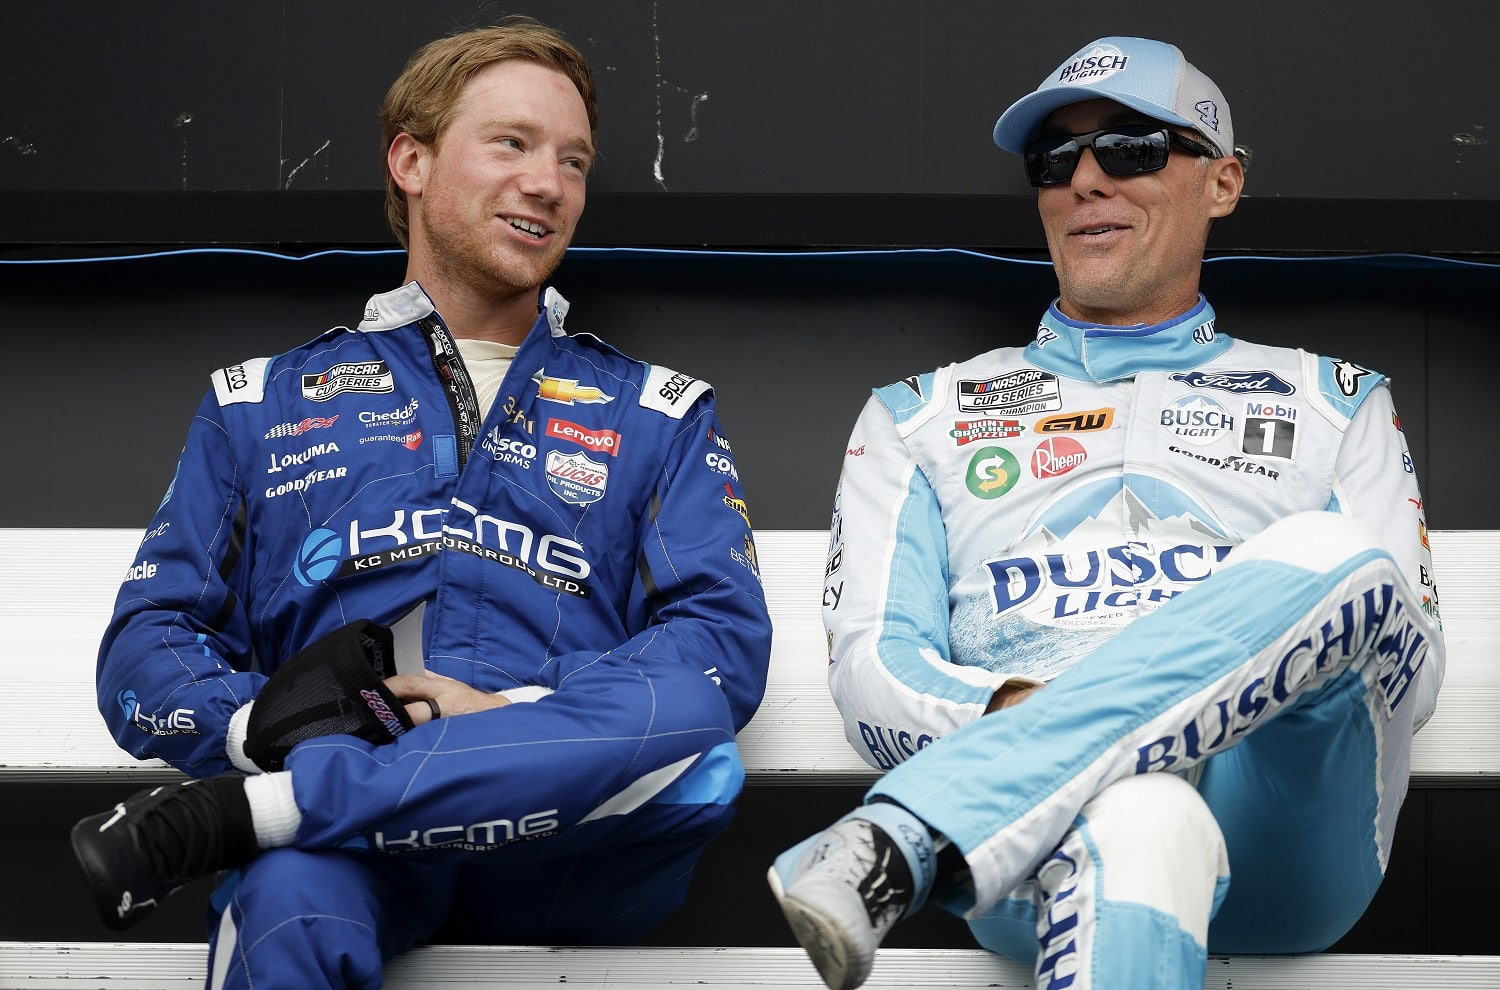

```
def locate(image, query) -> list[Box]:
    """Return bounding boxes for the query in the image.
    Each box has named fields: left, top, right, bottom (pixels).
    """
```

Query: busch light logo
left=1160, top=394, right=1234, bottom=446
left=988, top=540, right=1234, bottom=626
left=1170, top=370, right=1296, bottom=395
left=1058, top=43, right=1129, bottom=85
left=294, top=528, right=343, bottom=586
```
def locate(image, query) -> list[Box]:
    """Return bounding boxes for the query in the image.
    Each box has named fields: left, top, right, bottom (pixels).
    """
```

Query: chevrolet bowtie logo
left=532, top=370, right=614, bottom=405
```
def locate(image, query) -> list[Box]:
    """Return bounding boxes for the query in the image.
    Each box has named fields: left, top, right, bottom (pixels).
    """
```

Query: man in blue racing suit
left=70, top=19, right=771, bottom=989
left=769, top=36, right=1443, bottom=990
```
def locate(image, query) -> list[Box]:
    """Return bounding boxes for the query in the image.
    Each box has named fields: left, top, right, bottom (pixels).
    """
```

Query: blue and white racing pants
left=870, top=512, right=1442, bottom=990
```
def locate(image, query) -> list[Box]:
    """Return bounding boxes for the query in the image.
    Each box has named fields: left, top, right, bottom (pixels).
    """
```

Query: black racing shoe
left=70, top=775, right=257, bottom=931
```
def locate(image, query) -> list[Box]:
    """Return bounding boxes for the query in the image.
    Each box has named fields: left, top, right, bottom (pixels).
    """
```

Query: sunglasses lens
left=1024, top=140, right=1081, bottom=186
left=1093, top=130, right=1169, bottom=175
left=1022, top=127, right=1174, bottom=186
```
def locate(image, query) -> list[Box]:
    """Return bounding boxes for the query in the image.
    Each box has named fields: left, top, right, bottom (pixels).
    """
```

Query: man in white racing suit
left=768, top=35, right=1443, bottom=990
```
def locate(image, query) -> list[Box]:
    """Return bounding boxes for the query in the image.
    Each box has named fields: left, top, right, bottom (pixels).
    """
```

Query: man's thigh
left=444, top=799, right=737, bottom=944
left=1200, top=669, right=1399, bottom=952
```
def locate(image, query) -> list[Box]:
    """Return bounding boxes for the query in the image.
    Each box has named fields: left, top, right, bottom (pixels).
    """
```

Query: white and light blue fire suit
left=823, top=296, right=1443, bottom=988
left=96, top=282, right=772, bottom=988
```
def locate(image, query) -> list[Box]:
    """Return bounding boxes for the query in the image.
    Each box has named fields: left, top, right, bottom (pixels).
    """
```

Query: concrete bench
left=1, top=527, right=1495, bottom=785
left=1, top=527, right=1497, bottom=988
left=3, top=942, right=1500, bottom=988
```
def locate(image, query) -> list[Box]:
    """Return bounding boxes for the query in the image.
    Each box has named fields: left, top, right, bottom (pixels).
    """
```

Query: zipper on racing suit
left=417, top=314, right=482, bottom=473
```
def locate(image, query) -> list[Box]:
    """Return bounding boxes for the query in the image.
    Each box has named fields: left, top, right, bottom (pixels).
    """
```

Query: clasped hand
left=384, top=672, right=513, bottom=725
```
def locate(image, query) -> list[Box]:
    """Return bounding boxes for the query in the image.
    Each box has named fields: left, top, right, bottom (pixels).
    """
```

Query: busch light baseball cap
left=993, top=37, right=1234, bottom=159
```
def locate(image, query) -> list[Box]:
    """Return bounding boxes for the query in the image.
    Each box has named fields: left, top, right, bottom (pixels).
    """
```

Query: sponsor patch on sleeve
left=640, top=364, right=711, bottom=419
left=212, top=357, right=271, bottom=406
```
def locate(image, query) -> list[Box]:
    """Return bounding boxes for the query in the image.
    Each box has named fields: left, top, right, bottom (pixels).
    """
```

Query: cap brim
left=992, top=87, right=1198, bottom=153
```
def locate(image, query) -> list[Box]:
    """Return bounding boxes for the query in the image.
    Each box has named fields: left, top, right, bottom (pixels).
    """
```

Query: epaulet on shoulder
left=1310, top=353, right=1387, bottom=423
left=639, top=363, right=713, bottom=420
left=874, top=371, right=937, bottom=424
left=211, top=356, right=272, bottom=407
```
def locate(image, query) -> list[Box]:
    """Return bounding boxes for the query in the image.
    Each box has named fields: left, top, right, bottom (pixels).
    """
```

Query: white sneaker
left=767, top=804, right=935, bottom=990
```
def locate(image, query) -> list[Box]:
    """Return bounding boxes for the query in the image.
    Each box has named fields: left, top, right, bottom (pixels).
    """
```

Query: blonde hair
left=378, top=16, right=598, bottom=247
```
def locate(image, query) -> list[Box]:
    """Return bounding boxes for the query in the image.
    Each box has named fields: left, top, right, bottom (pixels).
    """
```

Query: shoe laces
left=135, top=783, right=229, bottom=888
left=815, top=820, right=912, bottom=928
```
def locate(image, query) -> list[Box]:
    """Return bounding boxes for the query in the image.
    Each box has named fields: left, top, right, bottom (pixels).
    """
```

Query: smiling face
left=390, top=59, right=594, bottom=323
left=1036, top=98, right=1242, bottom=326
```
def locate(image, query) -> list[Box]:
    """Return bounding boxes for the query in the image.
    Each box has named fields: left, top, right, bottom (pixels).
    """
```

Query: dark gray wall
left=0, top=248, right=1489, bottom=531
left=3, top=1, right=1495, bottom=252
left=3, top=1, right=1495, bottom=201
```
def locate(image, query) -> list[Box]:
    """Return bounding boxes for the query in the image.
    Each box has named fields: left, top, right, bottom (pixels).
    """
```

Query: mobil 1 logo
left=1240, top=400, right=1298, bottom=460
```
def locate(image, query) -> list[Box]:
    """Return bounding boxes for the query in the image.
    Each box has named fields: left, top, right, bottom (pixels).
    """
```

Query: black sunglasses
left=1023, top=125, right=1221, bottom=187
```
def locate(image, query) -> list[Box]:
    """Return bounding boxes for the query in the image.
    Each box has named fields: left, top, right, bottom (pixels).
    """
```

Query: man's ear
left=387, top=133, right=427, bottom=197
left=1207, top=155, right=1244, bottom=220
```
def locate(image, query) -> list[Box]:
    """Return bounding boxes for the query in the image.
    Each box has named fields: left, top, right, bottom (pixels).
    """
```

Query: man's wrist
left=986, top=676, right=1046, bottom=714
left=226, top=702, right=261, bottom=773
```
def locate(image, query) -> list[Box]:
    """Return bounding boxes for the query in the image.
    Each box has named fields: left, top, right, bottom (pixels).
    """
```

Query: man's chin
left=481, top=251, right=565, bottom=298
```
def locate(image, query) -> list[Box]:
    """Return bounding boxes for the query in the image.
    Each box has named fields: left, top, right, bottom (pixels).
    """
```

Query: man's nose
left=519, top=155, right=564, bottom=201
left=1069, top=147, right=1117, bottom=195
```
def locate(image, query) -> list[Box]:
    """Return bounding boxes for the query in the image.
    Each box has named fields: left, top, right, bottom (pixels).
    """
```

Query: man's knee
left=1076, top=774, right=1228, bottom=944
left=1223, top=510, right=1384, bottom=575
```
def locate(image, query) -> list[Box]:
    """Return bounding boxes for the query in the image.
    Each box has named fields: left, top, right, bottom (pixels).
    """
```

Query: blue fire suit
left=823, top=297, right=1443, bottom=988
left=96, top=282, right=772, bottom=988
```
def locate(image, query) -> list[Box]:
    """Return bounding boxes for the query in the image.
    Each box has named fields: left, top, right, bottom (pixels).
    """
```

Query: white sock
left=243, top=771, right=302, bottom=848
